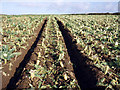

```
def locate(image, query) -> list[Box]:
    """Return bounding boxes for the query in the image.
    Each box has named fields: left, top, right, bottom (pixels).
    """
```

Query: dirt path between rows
left=3, top=17, right=118, bottom=90
left=2, top=19, right=47, bottom=89
left=55, top=18, right=108, bottom=90
left=6, top=17, right=80, bottom=89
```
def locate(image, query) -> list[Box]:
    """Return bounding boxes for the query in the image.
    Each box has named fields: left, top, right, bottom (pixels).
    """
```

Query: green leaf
left=10, top=52, right=21, bottom=56
left=52, top=85, right=57, bottom=88
left=38, top=82, right=42, bottom=88
left=9, top=48, right=15, bottom=54
left=21, top=46, right=26, bottom=49
left=41, top=85, right=47, bottom=89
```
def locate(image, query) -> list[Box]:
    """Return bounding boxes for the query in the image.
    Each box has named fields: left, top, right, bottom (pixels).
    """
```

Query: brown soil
left=6, top=18, right=79, bottom=89
left=2, top=17, right=119, bottom=90
left=55, top=18, right=113, bottom=90
left=14, top=21, right=48, bottom=89
left=2, top=18, right=47, bottom=89
left=65, top=17, right=116, bottom=63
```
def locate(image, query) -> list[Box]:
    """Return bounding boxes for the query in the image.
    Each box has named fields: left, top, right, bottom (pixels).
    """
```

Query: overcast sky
left=1, top=0, right=119, bottom=14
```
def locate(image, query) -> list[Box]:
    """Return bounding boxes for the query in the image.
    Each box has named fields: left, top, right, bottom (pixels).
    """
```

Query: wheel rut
left=6, top=19, right=48, bottom=89
left=6, top=17, right=108, bottom=90
left=55, top=17, right=106, bottom=90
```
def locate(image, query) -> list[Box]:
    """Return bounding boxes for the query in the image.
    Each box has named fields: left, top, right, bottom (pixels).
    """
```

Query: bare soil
left=55, top=18, right=113, bottom=90
left=2, top=17, right=118, bottom=90
left=6, top=18, right=79, bottom=89
left=2, top=18, right=47, bottom=89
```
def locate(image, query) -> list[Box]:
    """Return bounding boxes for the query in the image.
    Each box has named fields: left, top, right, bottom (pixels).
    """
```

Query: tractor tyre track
left=56, top=17, right=107, bottom=90
left=6, top=19, right=48, bottom=89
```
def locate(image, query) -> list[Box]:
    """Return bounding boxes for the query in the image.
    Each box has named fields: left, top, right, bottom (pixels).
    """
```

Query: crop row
left=15, top=16, right=80, bottom=89
left=58, top=15, right=120, bottom=71
left=1, top=15, right=120, bottom=89
left=1, top=15, right=46, bottom=65
left=56, top=15, right=120, bottom=89
left=59, top=15, right=119, bottom=67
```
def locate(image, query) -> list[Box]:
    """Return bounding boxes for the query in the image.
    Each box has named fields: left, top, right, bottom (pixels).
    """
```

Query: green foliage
left=0, top=45, right=21, bottom=64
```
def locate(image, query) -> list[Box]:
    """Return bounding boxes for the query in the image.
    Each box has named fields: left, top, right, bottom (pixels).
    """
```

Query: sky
left=1, top=0, right=120, bottom=14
